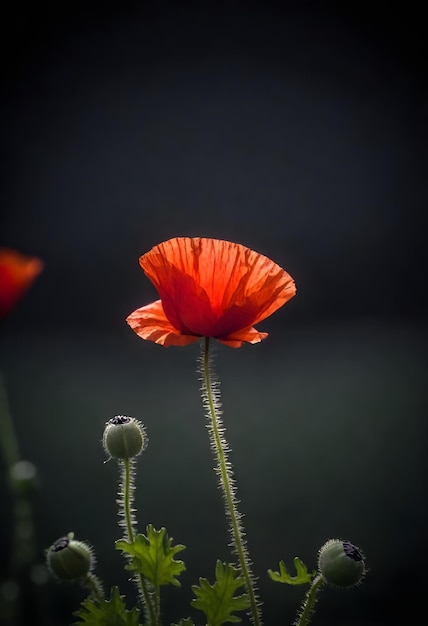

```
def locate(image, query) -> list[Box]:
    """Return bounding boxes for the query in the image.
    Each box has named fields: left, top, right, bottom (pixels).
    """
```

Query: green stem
left=121, top=458, right=158, bottom=626
left=295, top=575, right=323, bottom=626
left=123, top=458, right=135, bottom=541
left=0, top=374, right=21, bottom=471
left=83, top=572, right=105, bottom=600
left=201, top=337, right=262, bottom=626
left=155, top=584, right=161, bottom=626
left=0, top=375, right=37, bottom=573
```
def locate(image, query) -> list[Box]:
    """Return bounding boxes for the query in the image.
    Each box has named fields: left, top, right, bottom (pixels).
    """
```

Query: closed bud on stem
left=47, top=533, right=94, bottom=580
left=318, top=539, right=366, bottom=588
left=103, top=415, right=147, bottom=460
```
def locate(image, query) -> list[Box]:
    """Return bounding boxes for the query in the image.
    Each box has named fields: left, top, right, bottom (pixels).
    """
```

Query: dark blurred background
left=1, top=1, right=427, bottom=625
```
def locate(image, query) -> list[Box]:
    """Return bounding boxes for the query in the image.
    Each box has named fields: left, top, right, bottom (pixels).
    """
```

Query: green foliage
left=191, top=561, right=250, bottom=626
left=268, top=557, right=315, bottom=586
left=116, top=525, right=186, bottom=587
left=171, top=619, right=195, bottom=626
left=73, top=586, right=142, bottom=626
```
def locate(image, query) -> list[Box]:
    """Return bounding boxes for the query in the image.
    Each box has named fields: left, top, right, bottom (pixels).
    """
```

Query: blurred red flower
left=126, top=237, right=296, bottom=347
left=0, top=248, right=44, bottom=318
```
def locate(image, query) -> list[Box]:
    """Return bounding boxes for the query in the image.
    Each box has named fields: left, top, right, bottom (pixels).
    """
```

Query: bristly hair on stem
left=198, top=337, right=263, bottom=626
left=294, top=574, right=324, bottom=626
left=117, top=458, right=137, bottom=540
left=83, top=571, right=105, bottom=601
left=116, top=458, right=157, bottom=626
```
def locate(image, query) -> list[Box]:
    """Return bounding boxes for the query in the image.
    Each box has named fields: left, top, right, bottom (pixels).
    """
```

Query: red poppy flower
left=126, top=237, right=296, bottom=348
left=0, top=248, right=44, bottom=318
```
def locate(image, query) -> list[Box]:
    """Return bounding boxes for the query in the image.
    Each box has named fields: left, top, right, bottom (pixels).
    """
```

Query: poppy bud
left=47, top=533, right=94, bottom=580
left=318, top=539, right=365, bottom=588
left=102, top=416, right=147, bottom=460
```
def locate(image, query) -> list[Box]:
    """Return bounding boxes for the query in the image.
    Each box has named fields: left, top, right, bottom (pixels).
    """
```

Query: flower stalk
left=119, top=458, right=157, bottom=626
left=0, top=375, right=37, bottom=574
left=83, top=571, right=105, bottom=600
left=294, top=574, right=323, bottom=626
left=200, top=337, right=262, bottom=626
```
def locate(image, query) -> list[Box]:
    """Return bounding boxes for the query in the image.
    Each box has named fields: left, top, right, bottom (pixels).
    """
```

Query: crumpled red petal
left=126, top=300, right=200, bottom=347
left=217, top=326, right=268, bottom=348
left=140, top=238, right=295, bottom=339
left=126, top=237, right=296, bottom=347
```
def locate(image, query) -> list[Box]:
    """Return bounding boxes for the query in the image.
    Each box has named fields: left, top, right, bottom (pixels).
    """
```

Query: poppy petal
left=0, top=248, right=44, bottom=318
left=126, top=300, right=200, bottom=347
left=140, top=238, right=296, bottom=339
left=218, top=326, right=268, bottom=348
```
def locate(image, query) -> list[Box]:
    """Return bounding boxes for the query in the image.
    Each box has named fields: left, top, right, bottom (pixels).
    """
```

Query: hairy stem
left=122, top=459, right=135, bottom=541
left=83, top=572, right=105, bottom=600
left=295, top=574, right=323, bottom=626
left=200, top=337, right=262, bottom=626
left=120, top=458, right=157, bottom=626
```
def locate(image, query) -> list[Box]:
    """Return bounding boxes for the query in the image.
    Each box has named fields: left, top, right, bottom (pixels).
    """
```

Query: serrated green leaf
left=171, top=619, right=195, bottom=626
left=116, top=525, right=186, bottom=587
left=73, top=586, right=142, bottom=626
left=268, top=557, right=315, bottom=585
left=191, top=561, right=250, bottom=626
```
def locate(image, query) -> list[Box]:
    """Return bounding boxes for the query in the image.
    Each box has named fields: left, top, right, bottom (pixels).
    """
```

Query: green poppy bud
left=102, top=415, right=147, bottom=460
left=318, top=539, right=365, bottom=588
left=47, top=533, right=94, bottom=580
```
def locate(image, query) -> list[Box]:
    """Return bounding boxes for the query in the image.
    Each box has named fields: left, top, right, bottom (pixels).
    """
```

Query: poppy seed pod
left=47, top=534, right=94, bottom=580
left=103, top=416, right=147, bottom=460
left=318, top=539, right=365, bottom=588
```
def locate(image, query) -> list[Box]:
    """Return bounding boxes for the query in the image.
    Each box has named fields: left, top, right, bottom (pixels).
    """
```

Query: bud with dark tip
left=103, top=415, right=147, bottom=460
left=318, top=539, right=365, bottom=588
left=47, top=533, right=94, bottom=580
